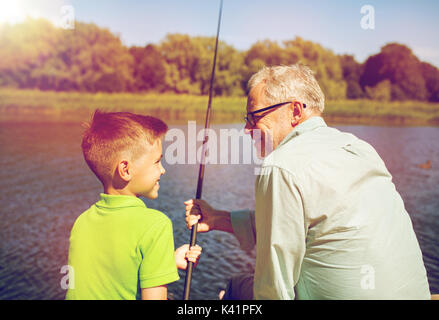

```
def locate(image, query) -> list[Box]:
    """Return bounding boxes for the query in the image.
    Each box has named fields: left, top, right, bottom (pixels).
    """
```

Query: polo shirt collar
left=277, top=116, right=327, bottom=148
left=96, top=193, right=147, bottom=209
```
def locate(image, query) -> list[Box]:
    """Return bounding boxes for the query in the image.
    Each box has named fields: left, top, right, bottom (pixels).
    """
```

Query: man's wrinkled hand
left=184, top=199, right=216, bottom=233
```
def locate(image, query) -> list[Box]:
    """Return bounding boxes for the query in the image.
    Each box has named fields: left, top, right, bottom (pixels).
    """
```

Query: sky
left=1, top=0, right=439, bottom=67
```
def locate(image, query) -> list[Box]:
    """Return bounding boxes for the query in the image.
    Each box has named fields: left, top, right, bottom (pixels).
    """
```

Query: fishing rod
left=183, top=0, right=223, bottom=300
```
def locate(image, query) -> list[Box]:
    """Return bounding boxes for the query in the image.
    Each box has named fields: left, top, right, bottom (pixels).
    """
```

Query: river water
left=0, top=121, right=438, bottom=299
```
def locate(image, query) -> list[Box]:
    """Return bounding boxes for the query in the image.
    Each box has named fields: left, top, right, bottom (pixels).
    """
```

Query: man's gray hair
left=247, top=64, right=325, bottom=113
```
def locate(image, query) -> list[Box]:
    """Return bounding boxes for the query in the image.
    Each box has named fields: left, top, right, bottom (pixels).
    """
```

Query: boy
left=66, top=110, right=201, bottom=300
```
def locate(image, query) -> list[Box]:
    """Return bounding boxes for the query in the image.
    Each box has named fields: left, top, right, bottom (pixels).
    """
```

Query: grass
left=325, top=100, right=439, bottom=126
left=0, top=88, right=245, bottom=124
left=1, top=88, right=439, bottom=126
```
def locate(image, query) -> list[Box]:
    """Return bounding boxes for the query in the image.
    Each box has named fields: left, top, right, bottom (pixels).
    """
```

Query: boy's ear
left=116, top=160, right=132, bottom=182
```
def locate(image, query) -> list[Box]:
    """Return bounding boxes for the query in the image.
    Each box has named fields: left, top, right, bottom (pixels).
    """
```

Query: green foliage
left=159, top=34, right=245, bottom=95
left=420, top=62, right=439, bottom=102
left=243, top=37, right=347, bottom=99
left=245, top=40, right=290, bottom=66
left=160, top=34, right=202, bottom=94
left=130, top=44, right=167, bottom=91
left=284, top=37, right=346, bottom=100
left=1, top=18, right=439, bottom=104
left=360, top=43, right=428, bottom=101
left=0, top=18, right=134, bottom=92
left=339, top=55, right=365, bottom=99
left=365, top=79, right=392, bottom=101
left=0, top=19, right=59, bottom=88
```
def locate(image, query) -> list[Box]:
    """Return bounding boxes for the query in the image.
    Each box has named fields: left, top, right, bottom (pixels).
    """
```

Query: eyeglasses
left=244, top=101, right=306, bottom=127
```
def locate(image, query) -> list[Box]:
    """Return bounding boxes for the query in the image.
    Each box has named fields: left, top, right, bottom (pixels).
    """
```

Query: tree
left=129, top=44, right=167, bottom=91
left=159, top=34, right=203, bottom=94
left=245, top=40, right=290, bottom=67
left=339, top=55, right=365, bottom=99
left=57, top=22, right=134, bottom=92
left=0, top=18, right=134, bottom=92
left=284, top=37, right=346, bottom=100
left=0, top=18, right=59, bottom=88
left=210, top=41, right=245, bottom=96
left=159, top=34, right=245, bottom=95
left=360, top=43, right=427, bottom=101
left=243, top=37, right=347, bottom=100
left=2, top=18, right=438, bottom=101
left=365, top=79, right=391, bottom=101
left=420, top=62, right=439, bottom=102
left=243, top=40, right=292, bottom=93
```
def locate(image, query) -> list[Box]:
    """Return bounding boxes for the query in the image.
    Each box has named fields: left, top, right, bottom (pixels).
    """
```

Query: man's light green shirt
left=231, top=116, right=430, bottom=299
left=66, top=194, right=179, bottom=300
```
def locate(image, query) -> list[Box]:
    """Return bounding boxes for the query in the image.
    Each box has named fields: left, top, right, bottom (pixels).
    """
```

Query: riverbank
left=1, top=89, right=439, bottom=126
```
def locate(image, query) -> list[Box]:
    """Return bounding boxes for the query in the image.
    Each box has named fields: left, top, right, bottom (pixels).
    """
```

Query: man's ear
left=116, top=159, right=132, bottom=182
left=291, top=101, right=305, bottom=127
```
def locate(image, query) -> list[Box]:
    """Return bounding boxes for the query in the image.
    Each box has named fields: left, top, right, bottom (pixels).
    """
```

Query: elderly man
left=185, top=64, right=430, bottom=299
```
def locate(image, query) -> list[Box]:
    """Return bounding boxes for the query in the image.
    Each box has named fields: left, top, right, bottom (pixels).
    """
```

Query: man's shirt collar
left=277, top=116, right=327, bottom=149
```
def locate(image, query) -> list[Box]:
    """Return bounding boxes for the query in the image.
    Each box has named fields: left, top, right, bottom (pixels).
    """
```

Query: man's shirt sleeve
left=253, top=166, right=306, bottom=300
left=230, top=209, right=256, bottom=252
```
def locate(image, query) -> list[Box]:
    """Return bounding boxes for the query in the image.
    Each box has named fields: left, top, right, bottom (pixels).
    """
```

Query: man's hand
left=184, top=199, right=234, bottom=234
left=175, top=244, right=202, bottom=270
left=184, top=199, right=216, bottom=233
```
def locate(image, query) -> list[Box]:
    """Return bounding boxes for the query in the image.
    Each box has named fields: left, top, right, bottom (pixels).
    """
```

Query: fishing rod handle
left=183, top=221, right=198, bottom=300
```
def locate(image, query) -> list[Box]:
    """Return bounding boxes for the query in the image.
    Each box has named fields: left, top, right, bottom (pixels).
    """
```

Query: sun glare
left=0, top=0, right=69, bottom=27
left=0, top=1, right=27, bottom=24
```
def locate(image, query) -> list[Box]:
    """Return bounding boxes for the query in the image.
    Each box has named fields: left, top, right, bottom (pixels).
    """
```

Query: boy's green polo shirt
left=66, top=193, right=179, bottom=300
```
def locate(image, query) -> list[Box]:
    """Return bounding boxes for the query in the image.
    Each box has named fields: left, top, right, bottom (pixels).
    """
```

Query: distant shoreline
left=1, top=89, right=439, bottom=126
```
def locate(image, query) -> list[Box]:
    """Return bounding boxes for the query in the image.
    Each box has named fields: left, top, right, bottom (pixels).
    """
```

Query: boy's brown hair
left=81, top=109, right=168, bottom=186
